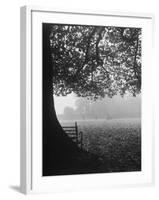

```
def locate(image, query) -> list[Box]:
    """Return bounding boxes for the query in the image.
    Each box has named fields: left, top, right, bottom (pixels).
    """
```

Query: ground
left=60, top=118, right=141, bottom=173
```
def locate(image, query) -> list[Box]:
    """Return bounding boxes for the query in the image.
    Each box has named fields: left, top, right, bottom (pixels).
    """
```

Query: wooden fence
left=62, top=122, right=83, bottom=149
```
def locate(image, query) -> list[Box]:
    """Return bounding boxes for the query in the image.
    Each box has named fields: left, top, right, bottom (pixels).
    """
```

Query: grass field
left=60, top=118, right=141, bottom=173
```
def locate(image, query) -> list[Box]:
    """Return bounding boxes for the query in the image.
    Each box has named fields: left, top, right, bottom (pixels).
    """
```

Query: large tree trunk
left=42, top=24, right=101, bottom=176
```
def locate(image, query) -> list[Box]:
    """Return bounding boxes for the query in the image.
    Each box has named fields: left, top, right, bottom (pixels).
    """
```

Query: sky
left=54, top=93, right=76, bottom=114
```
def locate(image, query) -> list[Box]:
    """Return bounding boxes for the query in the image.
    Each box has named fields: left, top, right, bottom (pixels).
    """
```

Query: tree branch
left=75, top=27, right=105, bottom=77
left=133, top=38, right=139, bottom=78
left=96, top=27, right=105, bottom=65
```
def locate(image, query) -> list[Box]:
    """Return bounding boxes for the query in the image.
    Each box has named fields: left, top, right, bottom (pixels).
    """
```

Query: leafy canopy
left=49, top=24, right=141, bottom=100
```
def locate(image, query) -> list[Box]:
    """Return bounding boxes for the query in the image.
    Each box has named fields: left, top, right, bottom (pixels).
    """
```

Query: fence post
left=81, top=132, right=83, bottom=149
left=75, top=122, right=78, bottom=143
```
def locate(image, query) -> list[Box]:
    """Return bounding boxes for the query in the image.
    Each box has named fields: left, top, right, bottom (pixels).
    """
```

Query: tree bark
left=42, top=24, right=101, bottom=176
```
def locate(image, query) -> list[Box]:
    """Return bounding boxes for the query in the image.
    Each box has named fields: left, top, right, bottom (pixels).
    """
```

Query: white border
left=20, top=6, right=154, bottom=194
left=20, top=6, right=32, bottom=194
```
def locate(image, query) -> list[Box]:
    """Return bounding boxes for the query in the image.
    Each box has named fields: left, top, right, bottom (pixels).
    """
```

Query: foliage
left=48, top=24, right=141, bottom=99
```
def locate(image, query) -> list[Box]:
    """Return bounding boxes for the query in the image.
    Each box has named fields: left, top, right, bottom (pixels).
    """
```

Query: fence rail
left=62, top=122, right=83, bottom=149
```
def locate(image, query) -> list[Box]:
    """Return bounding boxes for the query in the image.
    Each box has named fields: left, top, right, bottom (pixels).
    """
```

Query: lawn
left=60, top=118, right=141, bottom=173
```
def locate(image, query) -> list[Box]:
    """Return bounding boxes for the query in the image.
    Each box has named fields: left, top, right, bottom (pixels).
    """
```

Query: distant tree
left=43, top=24, right=141, bottom=175
left=75, top=98, right=108, bottom=120
left=75, top=98, right=91, bottom=119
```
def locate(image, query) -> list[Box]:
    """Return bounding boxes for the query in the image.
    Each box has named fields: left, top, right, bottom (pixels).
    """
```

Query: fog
left=56, top=94, right=141, bottom=121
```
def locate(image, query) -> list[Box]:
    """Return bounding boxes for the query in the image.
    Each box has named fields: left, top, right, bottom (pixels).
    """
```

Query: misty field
left=60, top=118, right=141, bottom=173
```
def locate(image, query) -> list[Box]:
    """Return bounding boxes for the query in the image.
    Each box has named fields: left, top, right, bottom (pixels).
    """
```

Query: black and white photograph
left=42, top=23, right=141, bottom=176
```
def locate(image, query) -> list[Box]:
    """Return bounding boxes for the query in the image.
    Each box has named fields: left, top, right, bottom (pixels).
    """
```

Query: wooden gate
left=62, top=122, right=83, bottom=149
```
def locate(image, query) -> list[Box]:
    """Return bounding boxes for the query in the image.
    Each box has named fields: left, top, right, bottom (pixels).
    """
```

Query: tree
left=43, top=23, right=141, bottom=175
